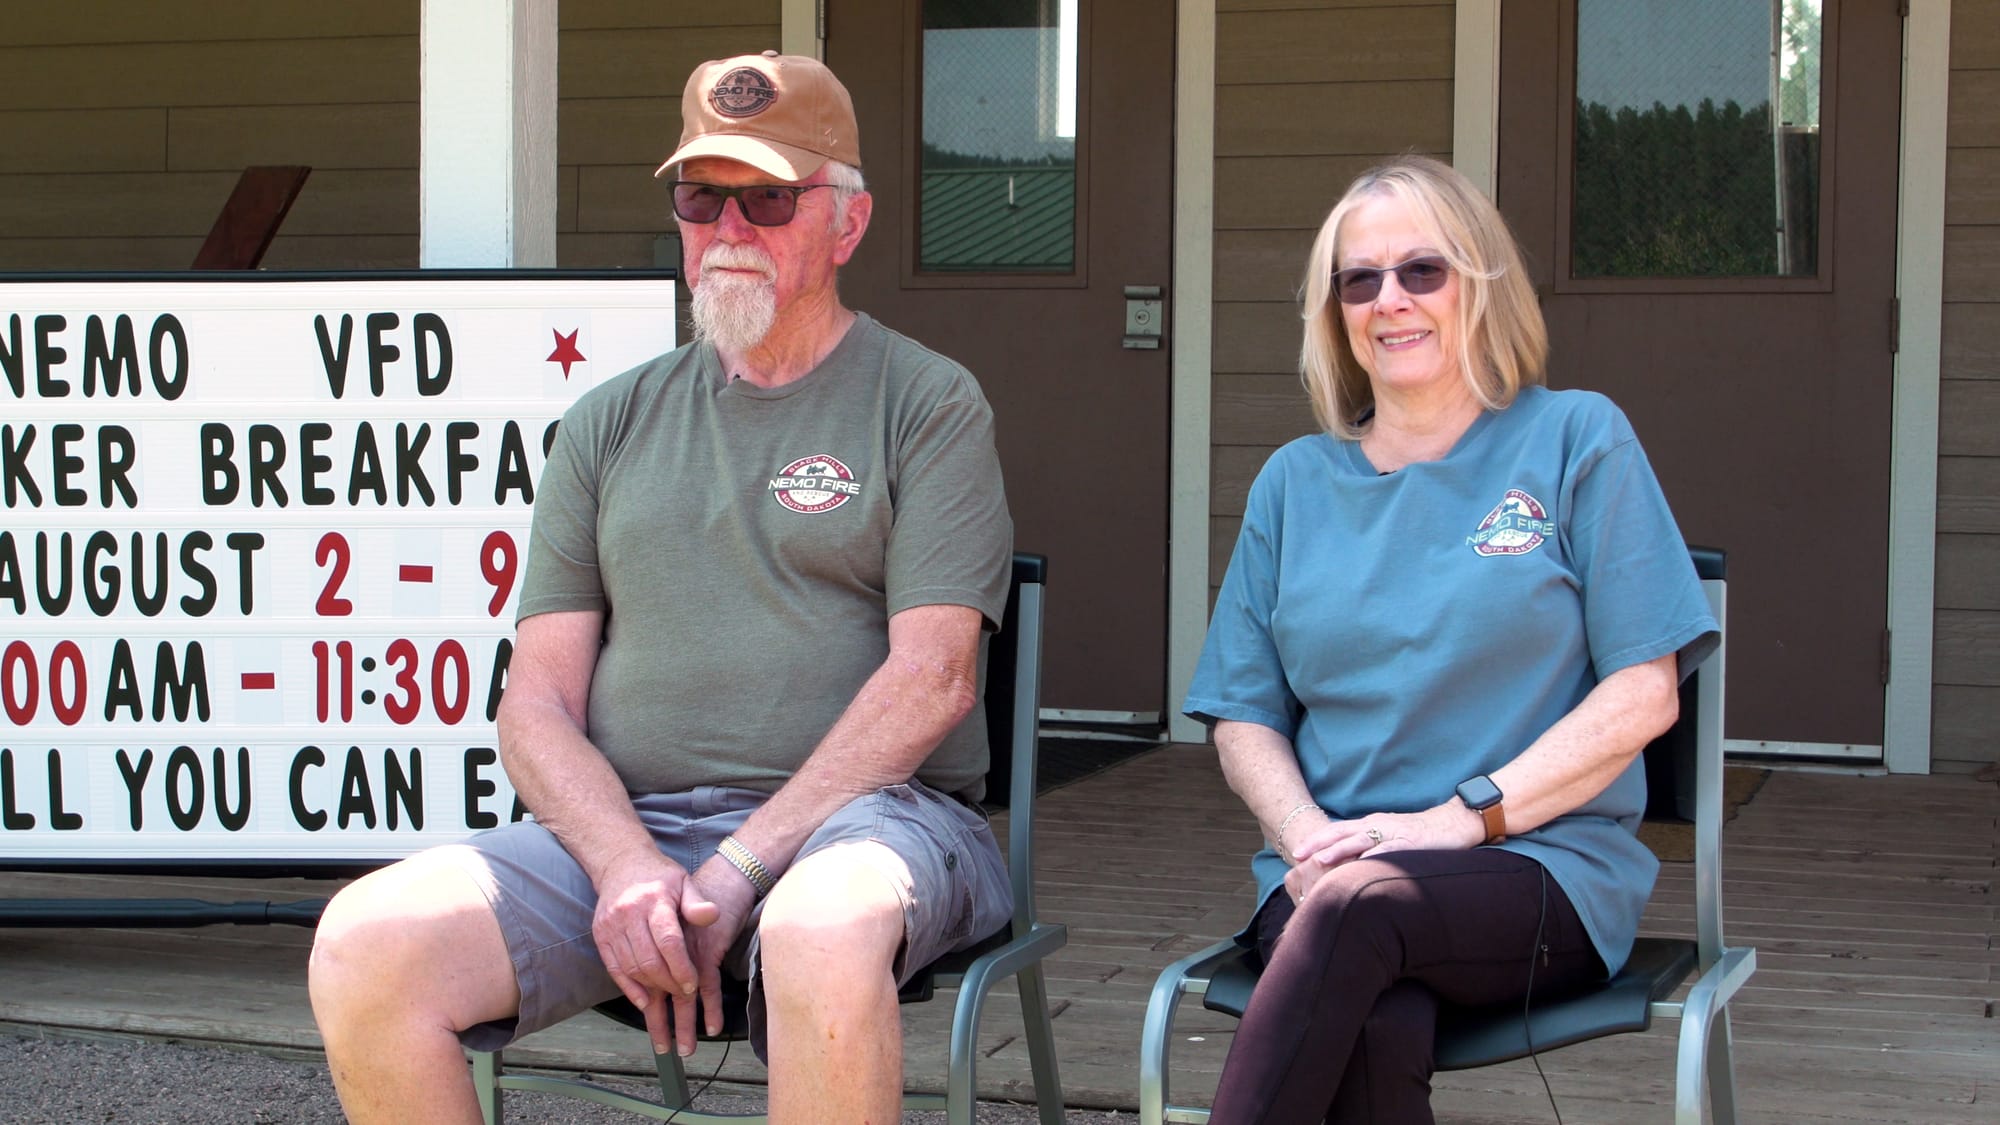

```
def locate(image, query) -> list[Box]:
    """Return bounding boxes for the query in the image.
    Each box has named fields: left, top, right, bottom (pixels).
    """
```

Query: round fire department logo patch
left=710, top=68, right=778, bottom=118
left=769, top=454, right=859, bottom=514
left=1466, top=488, right=1554, bottom=557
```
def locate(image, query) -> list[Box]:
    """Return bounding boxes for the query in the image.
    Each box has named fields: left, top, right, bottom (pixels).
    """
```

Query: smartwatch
left=1455, top=774, right=1506, bottom=845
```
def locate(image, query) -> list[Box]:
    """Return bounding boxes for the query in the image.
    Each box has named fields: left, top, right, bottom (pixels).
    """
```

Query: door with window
left=1498, top=0, right=1901, bottom=752
left=830, top=0, right=1175, bottom=718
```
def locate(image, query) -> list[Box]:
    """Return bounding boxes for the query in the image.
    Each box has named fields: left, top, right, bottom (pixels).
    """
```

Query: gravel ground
left=0, top=1029, right=1136, bottom=1124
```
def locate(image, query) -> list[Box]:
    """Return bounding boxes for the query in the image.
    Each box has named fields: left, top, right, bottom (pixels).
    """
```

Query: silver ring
left=1365, top=827, right=1385, bottom=844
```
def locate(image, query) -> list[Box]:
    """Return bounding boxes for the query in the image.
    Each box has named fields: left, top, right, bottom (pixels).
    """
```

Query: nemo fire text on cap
left=656, top=51, right=862, bottom=182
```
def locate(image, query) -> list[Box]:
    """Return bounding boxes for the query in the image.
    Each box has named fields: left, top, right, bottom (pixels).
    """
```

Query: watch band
left=1476, top=802, right=1506, bottom=845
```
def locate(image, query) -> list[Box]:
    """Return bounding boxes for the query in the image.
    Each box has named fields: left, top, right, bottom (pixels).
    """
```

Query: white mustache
left=701, top=245, right=776, bottom=280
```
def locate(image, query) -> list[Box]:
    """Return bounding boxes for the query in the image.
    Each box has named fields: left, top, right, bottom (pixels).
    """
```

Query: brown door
left=829, top=1, right=1175, bottom=717
left=1498, top=0, right=1901, bottom=749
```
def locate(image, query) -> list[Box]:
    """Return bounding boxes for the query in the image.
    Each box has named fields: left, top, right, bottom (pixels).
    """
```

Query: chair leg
left=1016, top=962, right=1068, bottom=1125
left=470, top=1049, right=503, bottom=1125
left=1706, top=1009, right=1742, bottom=1124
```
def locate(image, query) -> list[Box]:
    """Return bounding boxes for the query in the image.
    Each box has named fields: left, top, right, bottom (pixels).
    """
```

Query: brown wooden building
left=2, top=1, right=1992, bottom=775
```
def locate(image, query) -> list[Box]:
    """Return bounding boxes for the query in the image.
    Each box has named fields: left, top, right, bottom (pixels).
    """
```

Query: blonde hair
left=1299, top=155, right=1547, bottom=440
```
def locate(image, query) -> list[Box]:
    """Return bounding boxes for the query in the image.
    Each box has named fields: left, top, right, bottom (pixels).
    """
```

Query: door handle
left=1124, top=285, right=1164, bottom=350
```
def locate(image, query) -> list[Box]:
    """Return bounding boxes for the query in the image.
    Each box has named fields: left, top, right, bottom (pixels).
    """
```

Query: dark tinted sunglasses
left=670, top=181, right=834, bottom=227
left=1331, top=255, right=1452, bottom=304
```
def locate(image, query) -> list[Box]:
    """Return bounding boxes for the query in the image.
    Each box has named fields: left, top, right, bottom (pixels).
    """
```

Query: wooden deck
left=1, top=744, right=1994, bottom=1122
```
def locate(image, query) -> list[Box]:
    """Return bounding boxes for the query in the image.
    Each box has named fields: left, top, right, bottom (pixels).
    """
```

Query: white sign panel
left=0, top=275, right=677, bottom=863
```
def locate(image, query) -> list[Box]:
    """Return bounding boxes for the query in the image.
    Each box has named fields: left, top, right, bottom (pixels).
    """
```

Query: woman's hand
left=1281, top=804, right=1485, bottom=904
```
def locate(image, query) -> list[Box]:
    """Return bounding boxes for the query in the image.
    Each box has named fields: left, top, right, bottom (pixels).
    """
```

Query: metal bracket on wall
left=1124, top=285, right=1164, bottom=349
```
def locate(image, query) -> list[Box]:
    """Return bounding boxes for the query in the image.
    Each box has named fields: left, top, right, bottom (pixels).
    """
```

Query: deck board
left=1, top=744, right=1995, bottom=1121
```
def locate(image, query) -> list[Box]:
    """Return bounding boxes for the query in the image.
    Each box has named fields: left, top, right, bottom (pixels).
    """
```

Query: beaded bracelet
left=717, top=834, right=777, bottom=897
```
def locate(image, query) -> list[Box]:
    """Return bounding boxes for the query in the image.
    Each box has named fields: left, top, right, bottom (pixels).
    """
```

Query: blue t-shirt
left=1185, top=386, right=1719, bottom=975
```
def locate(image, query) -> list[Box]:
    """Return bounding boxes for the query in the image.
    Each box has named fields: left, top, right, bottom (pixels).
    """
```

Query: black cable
left=1525, top=863, right=1564, bottom=1125
left=662, top=1027, right=733, bottom=1124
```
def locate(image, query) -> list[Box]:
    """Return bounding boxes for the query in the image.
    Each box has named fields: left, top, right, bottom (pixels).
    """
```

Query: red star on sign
left=547, top=328, right=586, bottom=378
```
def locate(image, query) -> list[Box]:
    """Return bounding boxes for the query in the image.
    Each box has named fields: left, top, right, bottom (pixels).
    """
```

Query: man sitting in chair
left=309, top=52, right=1015, bottom=1125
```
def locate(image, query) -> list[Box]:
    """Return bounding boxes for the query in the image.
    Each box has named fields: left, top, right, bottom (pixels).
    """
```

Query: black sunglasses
left=670, top=181, right=833, bottom=227
left=1330, top=255, right=1452, bottom=304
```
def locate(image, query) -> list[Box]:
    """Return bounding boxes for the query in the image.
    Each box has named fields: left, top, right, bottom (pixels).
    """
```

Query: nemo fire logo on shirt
left=1467, top=488, right=1554, bottom=556
left=769, top=454, right=860, bottom=513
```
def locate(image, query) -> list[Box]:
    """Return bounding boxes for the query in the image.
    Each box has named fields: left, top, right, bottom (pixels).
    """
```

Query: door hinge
left=1897, top=0, right=1910, bottom=19
left=1880, top=629, right=1892, bottom=686
left=1889, top=296, right=1900, bottom=355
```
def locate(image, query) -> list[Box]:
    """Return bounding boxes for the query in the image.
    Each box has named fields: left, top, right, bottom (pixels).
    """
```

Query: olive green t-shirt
left=517, top=314, right=1013, bottom=797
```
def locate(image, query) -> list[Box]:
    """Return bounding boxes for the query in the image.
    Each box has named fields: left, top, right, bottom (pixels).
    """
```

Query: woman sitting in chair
left=1184, top=155, right=1718, bottom=1124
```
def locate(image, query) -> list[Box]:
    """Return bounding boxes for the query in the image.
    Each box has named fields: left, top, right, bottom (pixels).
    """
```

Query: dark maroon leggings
left=1207, top=848, right=1604, bottom=1125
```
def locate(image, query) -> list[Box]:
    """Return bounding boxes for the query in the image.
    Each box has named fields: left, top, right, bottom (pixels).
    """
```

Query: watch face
left=1457, top=775, right=1503, bottom=809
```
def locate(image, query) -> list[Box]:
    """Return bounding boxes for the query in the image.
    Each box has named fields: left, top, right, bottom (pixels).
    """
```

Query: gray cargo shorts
left=446, top=779, right=1011, bottom=1058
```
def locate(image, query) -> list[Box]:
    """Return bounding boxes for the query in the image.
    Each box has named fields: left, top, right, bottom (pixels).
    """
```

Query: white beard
left=691, top=246, right=778, bottom=353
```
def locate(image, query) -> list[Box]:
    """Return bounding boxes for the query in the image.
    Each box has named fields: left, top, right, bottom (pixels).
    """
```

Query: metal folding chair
left=473, top=552, right=1066, bottom=1124
left=1139, top=547, right=1755, bottom=1125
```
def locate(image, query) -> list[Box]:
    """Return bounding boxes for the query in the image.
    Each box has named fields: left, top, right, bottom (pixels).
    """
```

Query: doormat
left=1637, top=767, right=1770, bottom=863
left=984, top=737, right=1167, bottom=809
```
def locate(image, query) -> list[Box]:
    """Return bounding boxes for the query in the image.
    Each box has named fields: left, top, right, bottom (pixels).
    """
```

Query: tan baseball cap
left=655, top=51, right=862, bottom=182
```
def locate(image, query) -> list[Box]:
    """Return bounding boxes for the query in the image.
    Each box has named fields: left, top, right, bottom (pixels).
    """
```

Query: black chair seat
left=1200, top=936, right=1697, bottom=1071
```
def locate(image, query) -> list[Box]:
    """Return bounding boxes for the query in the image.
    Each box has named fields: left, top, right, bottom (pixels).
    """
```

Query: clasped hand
left=591, top=852, right=760, bottom=1057
left=1282, top=804, right=1483, bottom=905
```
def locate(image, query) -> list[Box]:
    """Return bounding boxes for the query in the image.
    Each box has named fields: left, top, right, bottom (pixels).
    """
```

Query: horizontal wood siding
left=0, top=2, right=775, bottom=271
left=1207, top=3, right=1455, bottom=593
left=1935, top=1, right=2000, bottom=771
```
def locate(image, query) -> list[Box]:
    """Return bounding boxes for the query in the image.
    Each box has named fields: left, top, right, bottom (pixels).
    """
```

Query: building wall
left=0, top=1, right=776, bottom=272
left=1936, top=0, right=2000, bottom=773
left=1208, top=0, right=1456, bottom=596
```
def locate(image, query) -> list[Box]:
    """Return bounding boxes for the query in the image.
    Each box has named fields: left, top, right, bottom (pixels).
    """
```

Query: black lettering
left=178, top=531, right=217, bottom=616
left=149, top=315, right=188, bottom=400
left=445, top=421, right=479, bottom=504
left=51, top=423, right=86, bottom=506
left=98, top=425, right=137, bottom=508
left=82, top=528, right=118, bottom=612
left=166, top=745, right=204, bottom=831
left=83, top=314, right=140, bottom=396
left=300, top=422, right=335, bottom=506
left=225, top=532, right=262, bottom=614
left=395, top=423, right=434, bottom=506
left=315, top=314, right=355, bottom=398
left=83, top=529, right=118, bottom=615
left=34, top=532, right=72, bottom=614
left=213, top=747, right=251, bottom=831
left=0, top=315, right=21, bottom=397
left=348, top=422, right=386, bottom=504
left=0, top=532, right=20, bottom=612
left=542, top=420, right=560, bottom=457
left=337, top=746, right=377, bottom=829
left=247, top=423, right=288, bottom=507
left=385, top=749, right=422, bottom=830
left=131, top=531, right=169, bottom=617
left=103, top=639, right=143, bottom=721
left=494, top=421, right=534, bottom=504
left=289, top=746, right=327, bottom=830
left=116, top=747, right=153, bottom=830
left=200, top=423, right=239, bottom=505
left=414, top=312, right=452, bottom=396
left=511, top=794, right=530, bottom=822
left=0, top=424, right=38, bottom=506
left=485, top=638, right=512, bottom=721
left=365, top=312, right=400, bottom=397
left=47, top=750, right=82, bottom=830
left=0, top=750, right=34, bottom=829
left=151, top=640, right=210, bottom=722
left=34, top=315, right=68, bottom=397
left=462, top=747, right=499, bottom=829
